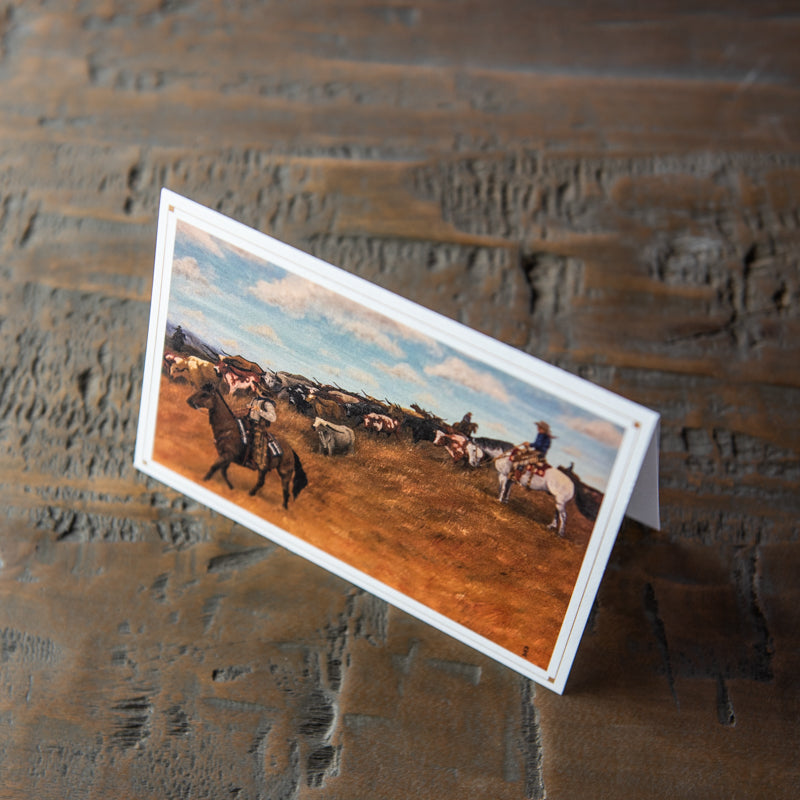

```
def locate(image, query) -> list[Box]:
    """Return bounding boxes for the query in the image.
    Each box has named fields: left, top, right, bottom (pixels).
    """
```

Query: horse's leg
left=204, top=458, right=233, bottom=489
left=549, top=502, right=567, bottom=536
left=291, top=452, right=308, bottom=500
left=499, top=476, right=512, bottom=503
left=548, top=475, right=573, bottom=536
left=202, top=464, right=218, bottom=481
left=278, top=459, right=293, bottom=509
left=219, top=463, right=235, bottom=490
left=249, top=468, right=267, bottom=497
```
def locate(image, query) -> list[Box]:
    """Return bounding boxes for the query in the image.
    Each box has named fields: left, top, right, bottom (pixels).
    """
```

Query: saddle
left=241, top=418, right=282, bottom=468
left=513, top=461, right=550, bottom=481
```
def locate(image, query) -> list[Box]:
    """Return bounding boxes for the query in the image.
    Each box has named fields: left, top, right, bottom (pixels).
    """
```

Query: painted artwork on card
left=136, top=191, right=659, bottom=693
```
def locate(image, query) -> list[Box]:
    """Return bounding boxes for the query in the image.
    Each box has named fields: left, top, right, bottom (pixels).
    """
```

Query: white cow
left=164, top=353, right=218, bottom=388
left=313, top=417, right=355, bottom=456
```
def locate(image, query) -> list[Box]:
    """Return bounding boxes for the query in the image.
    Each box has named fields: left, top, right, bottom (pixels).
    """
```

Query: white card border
left=135, top=189, right=660, bottom=694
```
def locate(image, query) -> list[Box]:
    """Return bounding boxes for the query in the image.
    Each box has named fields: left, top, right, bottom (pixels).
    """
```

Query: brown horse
left=186, top=382, right=308, bottom=508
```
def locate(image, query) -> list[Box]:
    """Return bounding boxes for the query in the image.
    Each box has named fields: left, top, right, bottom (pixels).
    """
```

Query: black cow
left=403, top=415, right=440, bottom=444
left=281, top=384, right=314, bottom=416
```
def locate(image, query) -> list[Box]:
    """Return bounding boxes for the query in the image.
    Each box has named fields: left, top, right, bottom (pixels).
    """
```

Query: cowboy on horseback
left=531, top=420, right=553, bottom=461
left=454, top=411, right=478, bottom=437
left=509, top=421, right=555, bottom=481
left=245, top=384, right=282, bottom=467
left=186, top=381, right=307, bottom=507
left=214, top=354, right=284, bottom=467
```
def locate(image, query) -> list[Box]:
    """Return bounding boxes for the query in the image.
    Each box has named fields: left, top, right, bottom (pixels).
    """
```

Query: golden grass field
left=152, top=375, right=596, bottom=671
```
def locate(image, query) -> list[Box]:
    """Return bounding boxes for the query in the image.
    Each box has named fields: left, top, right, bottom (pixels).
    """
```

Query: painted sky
left=166, top=220, right=624, bottom=491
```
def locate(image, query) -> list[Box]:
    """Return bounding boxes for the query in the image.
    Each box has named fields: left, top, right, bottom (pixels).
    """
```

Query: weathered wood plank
left=1, top=4, right=800, bottom=155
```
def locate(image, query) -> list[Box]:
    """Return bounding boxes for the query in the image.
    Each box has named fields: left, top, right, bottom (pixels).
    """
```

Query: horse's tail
left=292, top=451, right=309, bottom=499
left=572, top=479, right=601, bottom=521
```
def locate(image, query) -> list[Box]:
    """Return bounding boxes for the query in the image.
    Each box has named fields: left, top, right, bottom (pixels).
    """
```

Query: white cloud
left=413, top=391, right=439, bottom=411
left=344, top=365, right=379, bottom=391
left=319, top=362, right=343, bottom=378
left=177, top=221, right=226, bottom=258
left=173, top=256, right=219, bottom=295
left=175, top=305, right=208, bottom=326
left=375, top=361, right=424, bottom=385
left=340, top=315, right=405, bottom=358
left=228, top=240, right=271, bottom=266
left=248, top=275, right=326, bottom=317
left=248, top=275, right=406, bottom=358
left=220, top=338, right=242, bottom=354
left=484, top=419, right=513, bottom=439
left=424, top=356, right=509, bottom=403
left=247, top=322, right=282, bottom=345
left=563, top=416, right=624, bottom=448
left=560, top=443, right=584, bottom=461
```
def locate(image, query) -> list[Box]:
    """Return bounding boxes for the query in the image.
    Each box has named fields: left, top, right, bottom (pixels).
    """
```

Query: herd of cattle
left=163, top=331, right=604, bottom=534
left=163, top=349, right=514, bottom=468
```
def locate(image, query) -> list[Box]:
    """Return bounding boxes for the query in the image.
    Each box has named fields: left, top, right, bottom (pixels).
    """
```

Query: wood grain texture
left=0, top=2, right=798, bottom=798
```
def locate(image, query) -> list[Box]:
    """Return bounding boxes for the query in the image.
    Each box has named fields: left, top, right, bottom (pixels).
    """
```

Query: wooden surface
left=1, top=2, right=798, bottom=797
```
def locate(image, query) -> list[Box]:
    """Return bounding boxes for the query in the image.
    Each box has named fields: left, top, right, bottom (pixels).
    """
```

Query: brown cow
left=307, top=389, right=345, bottom=421
left=217, top=355, right=265, bottom=394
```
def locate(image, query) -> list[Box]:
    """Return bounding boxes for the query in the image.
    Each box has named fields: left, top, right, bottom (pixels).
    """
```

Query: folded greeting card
left=135, top=190, right=660, bottom=693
